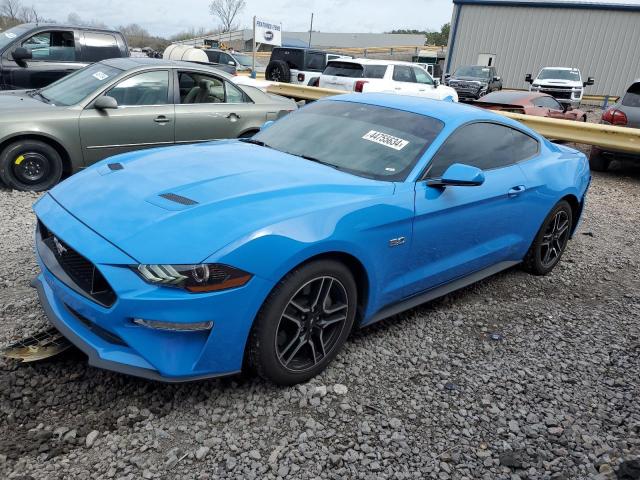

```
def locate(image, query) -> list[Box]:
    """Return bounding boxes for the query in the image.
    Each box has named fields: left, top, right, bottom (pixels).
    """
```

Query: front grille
left=539, top=87, right=574, bottom=100
left=159, top=192, right=198, bottom=206
left=39, top=221, right=116, bottom=307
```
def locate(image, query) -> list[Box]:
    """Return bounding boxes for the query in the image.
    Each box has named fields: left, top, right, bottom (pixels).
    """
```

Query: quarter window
left=107, top=70, right=169, bottom=106
left=425, top=122, right=539, bottom=178
left=533, top=96, right=563, bottom=110
left=22, top=30, right=76, bottom=61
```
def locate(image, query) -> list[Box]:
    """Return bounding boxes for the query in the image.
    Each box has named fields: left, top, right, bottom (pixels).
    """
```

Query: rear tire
left=523, top=200, right=573, bottom=276
left=248, top=260, right=357, bottom=386
left=265, top=60, right=290, bottom=83
left=0, top=140, right=63, bottom=192
left=589, top=147, right=610, bottom=172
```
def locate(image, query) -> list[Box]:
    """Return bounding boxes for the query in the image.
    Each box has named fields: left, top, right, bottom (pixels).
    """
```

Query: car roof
left=328, top=58, right=421, bottom=67
left=476, top=90, right=547, bottom=105
left=100, top=57, right=233, bottom=78
left=17, top=22, right=121, bottom=34
left=328, top=93, right=530, bottom=129
left=540, top=67, right=579, bottom=71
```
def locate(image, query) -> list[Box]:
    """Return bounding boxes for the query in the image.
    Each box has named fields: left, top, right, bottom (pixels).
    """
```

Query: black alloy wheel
left=275, top=276, right=349, bottom=372
left=523, top=200, right=573, bottom=275
left=248, top=259, right=357, bottom=385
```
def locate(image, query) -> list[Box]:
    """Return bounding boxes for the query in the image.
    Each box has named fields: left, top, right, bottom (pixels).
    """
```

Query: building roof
left=453, top=0, right=640, bottom=10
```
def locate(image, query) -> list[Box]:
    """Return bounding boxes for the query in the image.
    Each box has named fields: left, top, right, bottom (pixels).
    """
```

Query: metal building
left=445, top=0, right=640, bottom=96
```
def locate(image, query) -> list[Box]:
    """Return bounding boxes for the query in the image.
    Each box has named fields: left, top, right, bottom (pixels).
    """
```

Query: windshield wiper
left=28, top=89, right=50, bottom=103
left=239, top=138, right=272, bottom=148
left=297, top=154, right=347, bottom=172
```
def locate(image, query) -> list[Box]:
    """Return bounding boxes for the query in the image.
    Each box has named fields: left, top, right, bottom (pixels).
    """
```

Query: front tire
left=265, top=60, right=290, bottom=83
left=523, top=200, right=573, bottom=276
left=248, top=260, right=357, bottom=386
left=589, top=147, right=610, bottom=172
left=0, top=140, right=63, bottom=191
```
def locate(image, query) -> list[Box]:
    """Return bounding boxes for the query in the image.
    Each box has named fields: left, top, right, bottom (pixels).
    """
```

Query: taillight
left=354, top=80, right=368, bottom=93
left=309, top=77, right=319, bottom=87
left=602, top=108, right=628, bottom=126
left=297, top=73, right=305, bottom=82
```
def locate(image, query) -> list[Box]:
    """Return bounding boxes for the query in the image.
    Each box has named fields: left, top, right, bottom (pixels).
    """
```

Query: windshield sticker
left=482, top=68, right=490, bottom=72
left=362, top=130, right=409, bottom=151
left=92, top=71, right=109, bottom=81
left=4, top=32, right=16, bottom=39
left=385, top=167, right=396, bottom=172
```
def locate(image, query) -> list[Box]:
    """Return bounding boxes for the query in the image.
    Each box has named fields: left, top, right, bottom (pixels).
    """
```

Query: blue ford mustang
left=32, top=93, right=590, bottom=385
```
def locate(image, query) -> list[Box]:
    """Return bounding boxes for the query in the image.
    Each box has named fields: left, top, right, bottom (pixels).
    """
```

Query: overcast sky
left=34, top=0, right=454, bottom=37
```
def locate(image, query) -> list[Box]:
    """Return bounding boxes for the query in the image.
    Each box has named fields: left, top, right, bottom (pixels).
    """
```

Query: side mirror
left=427, top=163, right=485, bottom=187
left=228, top=61, right=235, bottom=66
left=444, top=73, right=451, bottom=79
left=434, top=78, right=440, bottom=87
left=94, top=95, right=118, bottom=110
left=563, top=104, right=573, bottom=112
left=494, top=76, right=501, bottom=82
left=584, top=77, right=594, bottom=86
left=260, top=120, right=274, bottom=131
left=525, top=73, right=533, bottom=84
left=11, top=47, right=32, bottom=63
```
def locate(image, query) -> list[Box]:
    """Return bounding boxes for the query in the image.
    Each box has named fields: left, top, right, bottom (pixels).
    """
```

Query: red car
left=474, top=91, right=587, bottom=121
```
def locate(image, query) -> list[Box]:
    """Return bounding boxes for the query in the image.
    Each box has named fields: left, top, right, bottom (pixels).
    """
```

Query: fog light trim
left=132, top=318, right=214, bottom=332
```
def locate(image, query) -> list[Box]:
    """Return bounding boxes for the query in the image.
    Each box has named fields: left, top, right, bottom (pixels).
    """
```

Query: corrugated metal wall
left=446, top=4, right=640, bottom=96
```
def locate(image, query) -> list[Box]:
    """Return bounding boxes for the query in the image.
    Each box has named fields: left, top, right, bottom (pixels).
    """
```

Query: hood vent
left=159, top=192, right=198, bottom=206
left=108, top=163, right=124, bottom=171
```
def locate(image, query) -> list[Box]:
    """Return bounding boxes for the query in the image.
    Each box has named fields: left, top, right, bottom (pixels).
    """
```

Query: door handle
left=508, top=185, right=526, bottom=197
left=154, top=115, right=170, bottom=123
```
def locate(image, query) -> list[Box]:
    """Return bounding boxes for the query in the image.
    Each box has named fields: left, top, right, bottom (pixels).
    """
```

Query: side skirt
left=366, top=260, right=520, bottom=325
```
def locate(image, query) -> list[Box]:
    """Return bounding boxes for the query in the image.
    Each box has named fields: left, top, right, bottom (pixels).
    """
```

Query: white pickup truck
left=526, top=67, right=594, bottom=106
left=318, top=59, right=458, bottom=102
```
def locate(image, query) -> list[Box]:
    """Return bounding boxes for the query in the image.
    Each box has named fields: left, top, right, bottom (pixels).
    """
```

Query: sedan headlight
left=134, top=264, right=252, bottom=293
left=531, top=84, right=541, bottom=90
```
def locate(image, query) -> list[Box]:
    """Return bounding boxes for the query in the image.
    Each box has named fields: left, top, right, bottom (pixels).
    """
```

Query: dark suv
left=265, top=47, right=351, bottom=85
left=445, top=65, right=502, bottom=101
left=0, top=23, right=129, bottom=90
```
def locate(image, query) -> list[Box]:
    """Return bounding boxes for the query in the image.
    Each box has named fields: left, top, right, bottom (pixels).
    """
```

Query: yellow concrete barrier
left=264, top=83, right=640, bottom=154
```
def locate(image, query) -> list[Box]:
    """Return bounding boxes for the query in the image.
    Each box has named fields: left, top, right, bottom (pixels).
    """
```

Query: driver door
left=79, top=69, right=175, bottom=166
left=411, top=66, right=437, bottom=97
left=406, top=122, right=537, bottom=297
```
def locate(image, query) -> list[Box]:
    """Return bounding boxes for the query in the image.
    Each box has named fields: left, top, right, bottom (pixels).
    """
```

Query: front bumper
left=33, top=194, right=275, bottom=382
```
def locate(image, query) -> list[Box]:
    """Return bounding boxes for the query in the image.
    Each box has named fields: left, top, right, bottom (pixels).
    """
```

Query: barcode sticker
left=362, top=130, right=409, bottom=151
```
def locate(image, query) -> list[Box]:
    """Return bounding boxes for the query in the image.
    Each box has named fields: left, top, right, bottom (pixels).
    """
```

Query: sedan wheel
left=523, top=200, right=573, bottom=275
left=0, top=140, right=63, bottom=192
left=249, top=260, right=357, bottom=385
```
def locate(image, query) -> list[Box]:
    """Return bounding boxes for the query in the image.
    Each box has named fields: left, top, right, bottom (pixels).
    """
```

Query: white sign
left=255, top=18, right=281, bottom=46
left=362, top=130, right=409, bottom=151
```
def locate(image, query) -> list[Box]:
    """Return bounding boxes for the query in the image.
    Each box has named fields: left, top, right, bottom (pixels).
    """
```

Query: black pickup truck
left=0, top=23, right=129, bottom=90
left=445, top=65, right=502, bottom=101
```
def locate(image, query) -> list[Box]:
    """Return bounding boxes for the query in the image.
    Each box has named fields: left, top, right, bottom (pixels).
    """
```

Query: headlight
left=134, top=264, right=252, bottom=293
left=531, top=84, right=540, bottom=90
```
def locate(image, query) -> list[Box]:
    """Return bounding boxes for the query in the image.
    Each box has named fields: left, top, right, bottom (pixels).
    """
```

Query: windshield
left=0, top=24, right=30, bottom=50
left=453, top=66, right=491, bottom=79
left=538, top=69, right=581, bottom=81
left=40, top=63, right=122, bottom=106
left=253, top=101, right=444, bottom=181
left=234, top=53, right=263, bottom=67
left=622, top=83, right=640, bottom=108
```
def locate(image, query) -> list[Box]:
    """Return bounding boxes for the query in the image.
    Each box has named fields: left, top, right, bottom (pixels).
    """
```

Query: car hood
left=0, top=90, right=58, bottom=112
left=48, top=141, right=393, bottom=264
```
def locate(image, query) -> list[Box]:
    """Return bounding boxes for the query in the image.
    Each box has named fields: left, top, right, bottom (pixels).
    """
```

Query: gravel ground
left=1, top=114, right=639, bottom=479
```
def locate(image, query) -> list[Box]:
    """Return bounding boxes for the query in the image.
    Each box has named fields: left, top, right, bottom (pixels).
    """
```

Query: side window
left=219, top=53, right=234, bottom=65
left=412, top=67, right=434, bottom=85
left=22, top=30, right=76, bottom=61
left=179, top=71, right=243, bottom=104
left=82, top=32, right=120, bottom=62
left=305, top=52, right=325, bottom=71
left=225, top=81, right=249, bottom=103
left=425, top=123, right=539, bottom=178
left=534, top=96, right=563, bottom=110
left=392, top=66, right=416, bottom=83
left=206, top=51, right=220, bottom=63
left=107, top=70, right=169, bottom=106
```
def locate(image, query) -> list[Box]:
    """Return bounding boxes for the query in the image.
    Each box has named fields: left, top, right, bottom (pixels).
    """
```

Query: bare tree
left=20, top=6, right=41, bottom=23
left=66, top=13, right=107, bottom=29
left=209, top=0, right=246, bottom=33
left=1, top=0, right=22, bottom=20
left=118, top=23, right=150, bottom=48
